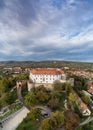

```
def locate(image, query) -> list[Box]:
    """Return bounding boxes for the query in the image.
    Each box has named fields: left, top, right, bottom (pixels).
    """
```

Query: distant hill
left=0, top=61, right=93, bottom=70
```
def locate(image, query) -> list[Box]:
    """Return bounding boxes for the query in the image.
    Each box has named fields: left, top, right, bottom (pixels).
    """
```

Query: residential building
left=13, top=67, right=22, bottom=74
left=87, top=82, right=93, bottom=94
left=76, top=94, right=91, bottom=116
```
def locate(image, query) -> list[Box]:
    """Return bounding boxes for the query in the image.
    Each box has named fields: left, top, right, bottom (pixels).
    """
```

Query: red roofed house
left=87, top=82, right=93, bottom=94
left=29, top=68, right=66, bottom=84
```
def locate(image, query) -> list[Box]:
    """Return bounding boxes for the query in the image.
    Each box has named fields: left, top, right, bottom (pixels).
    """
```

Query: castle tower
left=16, top=81, right=22, bottom=99
left=27, top=80, right=35, bottom=92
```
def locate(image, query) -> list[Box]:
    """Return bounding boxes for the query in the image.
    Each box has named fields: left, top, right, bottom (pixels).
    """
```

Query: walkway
left=1, top=107, right=29, bottom=130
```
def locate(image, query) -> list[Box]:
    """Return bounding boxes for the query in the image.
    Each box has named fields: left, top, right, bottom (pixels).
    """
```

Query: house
left=76, top=94, right=91, bottom=116
left=87, top=82, right=93, bottom=94
left=3, top=67, right=12, bottom=73
left=13, top=67, right=22, bottom=74
left=29, top=68, right=66, bottom=84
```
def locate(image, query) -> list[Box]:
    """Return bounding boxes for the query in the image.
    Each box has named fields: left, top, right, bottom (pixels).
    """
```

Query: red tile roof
left=87, top=83, right=93, bottom=88
left=76, top=95, right=88, bottom=111
left=31, top=68, right=65, bottom=75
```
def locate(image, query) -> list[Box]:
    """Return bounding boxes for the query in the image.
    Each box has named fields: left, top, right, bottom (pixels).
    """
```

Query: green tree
left=0, top=93, right=9, bottom=106
left=41, top=111, right=65, bottom=130
left=0, top=78, right=10, bottom=94
left=53, top=80, right=62, bottom=92
left=36, top=90, right=49, bottom=103
left=35, top=85, right=47, bottom=93
left=50, top=91, right=61, bottom=99
left=73, top=102, right=82, bottom=117
left=51, top=111, right=65, bottom=128
left=25, top=92, right=37, bottom=106
left=65, top=110, right=80, bottom=130
left=68, top=92, right=77, bottom=103
left=65, top=83, right=73, bottom=94
left=5, top=92, right=17, bottom=105
left=15, top=74, right=29, bottom=80
left=41, top=118, right=54, bottom=130
left=28, top=108, right=41, bottom=121
left=80, top=91, right=91, bottom=105
left=73, top=75, right=86, bottom=91
left=48, top=98, right=60, bottom=110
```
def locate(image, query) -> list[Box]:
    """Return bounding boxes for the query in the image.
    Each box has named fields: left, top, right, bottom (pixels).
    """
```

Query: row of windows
left=40, top=81, right=49, bottom=83
left=35, top=77, right=57, bottom=80
left=35, top=77, right=60, bottom=80
left=33, top=75, right=61, bottom=77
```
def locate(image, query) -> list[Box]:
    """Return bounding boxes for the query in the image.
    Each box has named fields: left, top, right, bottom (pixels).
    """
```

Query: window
left=43, top=78, right=45, bottom=81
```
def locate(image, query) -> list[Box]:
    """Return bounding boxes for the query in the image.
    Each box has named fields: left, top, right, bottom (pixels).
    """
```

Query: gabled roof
left=31, top=68, right=65, bottom=75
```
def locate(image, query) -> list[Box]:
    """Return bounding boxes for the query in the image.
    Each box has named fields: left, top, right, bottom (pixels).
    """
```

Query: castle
left=29, top=68, right=66, bottom=84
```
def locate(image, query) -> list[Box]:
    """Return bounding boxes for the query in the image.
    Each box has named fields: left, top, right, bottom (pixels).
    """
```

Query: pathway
left=1, top=107, right=29, bottom=130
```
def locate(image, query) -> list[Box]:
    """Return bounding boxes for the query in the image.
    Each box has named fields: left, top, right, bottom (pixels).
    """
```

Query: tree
left=36, top=90, right=49, bottom=103
left=50, top=91, right=61, bottom=99
left=41, top=111, right=65, bottom=130
left=65, top=84, right=73, bottom=94
left=25, top=92, right=37, bottom=106
left=80, top=91, right=91, bottom=105
left=53, top=80, right=62, bottom=92
left=28, top=108, right=41, bottom=121
left=41, top=118, right=54, bottom=130
left=5, top=92, right=17, bottom=105
left=48, top=98, right=60, bottom=110
left=35, top=85, right=47, bottom=93
left=68, top=92, right=77, bottom=103
left=65, top=110, right=80, bottom=130
left=61, top=83, right=67, bottom=90
left=15, top=74, right=29, bottom=80
left=73, top=76, right=86, bottom=91
left=51, top=111, right=65, bottom=128
left=0, top=78, right=10, bottom=94
left=73, top=102, right=82, bottom=117
left=0, top=93, right=8, bottom=106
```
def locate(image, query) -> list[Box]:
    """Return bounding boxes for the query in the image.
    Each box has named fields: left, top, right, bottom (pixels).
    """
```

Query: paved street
left=34, top=105, right=52, bottom=115
left=1, top=107, right=29, bottom=130
left=79, top=116, right=93, bottom=126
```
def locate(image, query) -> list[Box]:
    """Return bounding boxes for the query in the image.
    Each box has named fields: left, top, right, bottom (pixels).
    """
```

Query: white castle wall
left=29, top=73, right=63, bottom=84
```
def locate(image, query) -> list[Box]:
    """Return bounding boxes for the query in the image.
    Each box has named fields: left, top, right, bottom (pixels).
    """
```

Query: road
left=1, top=107, right=29, bottom=130
left=75, top=116, right=93, bottom=130
left=79, top=116, right=93, bottom=126
left=34, top=106, right=52, bottom=115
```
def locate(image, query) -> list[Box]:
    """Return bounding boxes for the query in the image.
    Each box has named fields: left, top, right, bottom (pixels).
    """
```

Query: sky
left=0, top=0, right=93, bottom=62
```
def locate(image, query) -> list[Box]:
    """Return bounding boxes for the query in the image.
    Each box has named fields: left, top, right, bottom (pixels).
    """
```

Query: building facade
left=29, top=68, right=66, bottom=84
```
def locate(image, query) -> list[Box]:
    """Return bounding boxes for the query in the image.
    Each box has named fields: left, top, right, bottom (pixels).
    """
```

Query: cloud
left=0, top=0, right=93, bottom=61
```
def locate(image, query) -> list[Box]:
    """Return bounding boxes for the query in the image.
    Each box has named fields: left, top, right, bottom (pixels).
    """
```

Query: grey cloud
left=0, top=0, right=93, bottom=61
